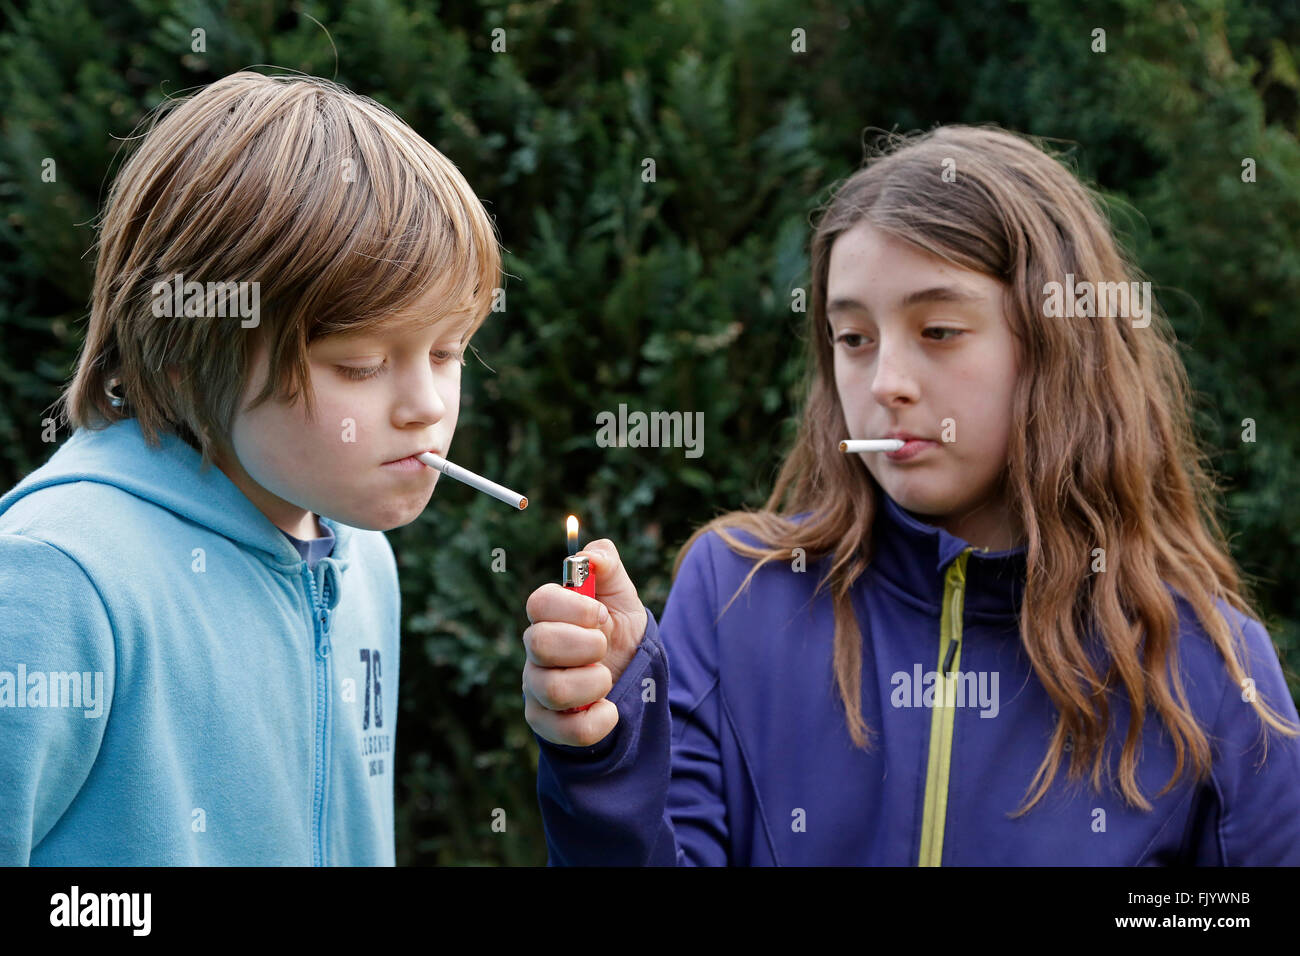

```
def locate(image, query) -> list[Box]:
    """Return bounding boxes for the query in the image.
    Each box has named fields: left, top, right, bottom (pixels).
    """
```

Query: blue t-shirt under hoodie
left=0, top=418, right=400, bottom=865
left=283, top=520, right=336, bottom=571
left=535, top=494, right=1300, bottom=865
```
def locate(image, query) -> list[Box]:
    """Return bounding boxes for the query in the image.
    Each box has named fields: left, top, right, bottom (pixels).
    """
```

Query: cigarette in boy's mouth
left=839, top=439, right=907, bottom=453
left=416, top=452, right=528, bottom=510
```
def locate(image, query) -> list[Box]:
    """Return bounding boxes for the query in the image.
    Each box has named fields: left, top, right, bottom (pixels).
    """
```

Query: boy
left=0, top=71, right=500, bottom=864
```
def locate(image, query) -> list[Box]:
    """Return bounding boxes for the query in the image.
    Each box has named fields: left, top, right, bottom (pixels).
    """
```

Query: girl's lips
left=884, top=439, right=937, bottom=461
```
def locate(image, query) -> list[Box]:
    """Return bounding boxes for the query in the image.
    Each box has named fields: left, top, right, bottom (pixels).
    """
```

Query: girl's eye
left=834, top=329, right=964, bottom=349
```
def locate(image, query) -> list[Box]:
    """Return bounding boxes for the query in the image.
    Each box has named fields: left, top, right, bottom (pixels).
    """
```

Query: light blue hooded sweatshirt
left=0, top=419, right=400, bottom=865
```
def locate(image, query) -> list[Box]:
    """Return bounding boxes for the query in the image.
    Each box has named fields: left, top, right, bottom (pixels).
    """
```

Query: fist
left=522, top=539, right=649, bottom=747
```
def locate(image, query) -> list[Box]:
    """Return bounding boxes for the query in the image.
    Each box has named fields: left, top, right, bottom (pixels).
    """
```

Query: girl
left=521, top=124, right=1300, bottom=865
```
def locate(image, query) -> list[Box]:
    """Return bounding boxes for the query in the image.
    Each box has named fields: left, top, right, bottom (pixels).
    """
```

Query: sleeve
left=0, top=535, right=116, bottom=865
left=1189, top=615, right=1300, bottom=865
left=533, top=533, right=729, bottom=866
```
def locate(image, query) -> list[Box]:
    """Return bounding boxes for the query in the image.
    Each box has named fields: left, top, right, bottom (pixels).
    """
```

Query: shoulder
left=1168, top=592, right=1300, bottom=862
left=670, top=512, right=825, bottom=627
left=0, top=481, right=187, bottom=590
left=674, top=510, right=818, bottom=578
left=0, top=531, right=116, bottom=650
left=1169, top=590, right=1295, bottom=732
left=1, top=479, right=159, bottom=539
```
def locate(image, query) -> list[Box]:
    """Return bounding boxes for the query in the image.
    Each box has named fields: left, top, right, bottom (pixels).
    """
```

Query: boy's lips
left=382, top=448, right=440, bottom=465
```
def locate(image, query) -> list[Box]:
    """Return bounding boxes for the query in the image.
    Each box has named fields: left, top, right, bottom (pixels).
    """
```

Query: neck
left=932, top=501, right=1024, bottom=553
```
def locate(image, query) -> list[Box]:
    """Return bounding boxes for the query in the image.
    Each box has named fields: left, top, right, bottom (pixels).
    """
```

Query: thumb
left=576, top=538, right=642, bottom=616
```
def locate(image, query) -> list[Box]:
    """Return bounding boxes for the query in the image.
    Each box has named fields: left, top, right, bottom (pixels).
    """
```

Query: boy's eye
left=336, top=348, right=465, bottom=381
left=434, top=349, right=467, bottom=366
left=835, top=332, right=868, bottom=348
left=338, top=364, right=383, bottom=381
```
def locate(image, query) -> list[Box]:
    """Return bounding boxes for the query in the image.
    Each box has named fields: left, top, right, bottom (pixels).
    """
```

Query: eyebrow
left=328, top=315, right=476, bottom=345
left=827, top=285, right=986, bottom=316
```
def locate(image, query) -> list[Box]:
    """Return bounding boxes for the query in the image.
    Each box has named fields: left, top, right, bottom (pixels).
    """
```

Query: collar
left=0, top=417, right=352, bottom=575
left=870, top=493, right=1026, bottom=618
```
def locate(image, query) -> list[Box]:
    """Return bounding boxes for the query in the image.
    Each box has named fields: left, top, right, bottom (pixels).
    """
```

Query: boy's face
left=827, top=222, right=1024, bottom=552
left=215, top=288, right=472, bottom=536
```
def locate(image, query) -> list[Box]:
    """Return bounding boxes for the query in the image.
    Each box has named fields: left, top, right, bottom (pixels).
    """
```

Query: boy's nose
left=393, top=367, right=450, bottom=426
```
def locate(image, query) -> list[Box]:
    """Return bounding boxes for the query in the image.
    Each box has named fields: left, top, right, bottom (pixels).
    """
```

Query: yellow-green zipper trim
left=918, top=548, right=972, bottom=867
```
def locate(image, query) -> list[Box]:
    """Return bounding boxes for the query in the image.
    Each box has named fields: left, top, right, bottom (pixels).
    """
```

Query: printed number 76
left=359, top=648, right=383, bottom=730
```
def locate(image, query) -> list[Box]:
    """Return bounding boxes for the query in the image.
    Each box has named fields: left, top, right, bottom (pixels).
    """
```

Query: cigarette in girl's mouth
left=839, top=439, right=907, bottom=453
left=416, top=452, right=528, bottom=510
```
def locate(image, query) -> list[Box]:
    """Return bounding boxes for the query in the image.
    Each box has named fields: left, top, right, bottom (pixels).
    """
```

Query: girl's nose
left=870, top=340, right=921, bottom=406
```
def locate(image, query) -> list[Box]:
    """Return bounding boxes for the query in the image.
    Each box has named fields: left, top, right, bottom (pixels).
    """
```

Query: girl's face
left=214, top=287, right=470, bottom=536
left=827, top=222, right=1024, bottom=551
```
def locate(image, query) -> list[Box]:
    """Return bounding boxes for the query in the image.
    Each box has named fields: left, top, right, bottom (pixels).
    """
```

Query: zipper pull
left=317, top=602, right=331, bottom=658
left=943, top=582, right=963, bottom=674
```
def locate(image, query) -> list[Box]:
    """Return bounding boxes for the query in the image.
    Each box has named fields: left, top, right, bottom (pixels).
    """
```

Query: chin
left=371, top=502, right=430, bottom=532
left=343, top=514, right=407, bottom=532
left=374, top=514, right=421, bottom=531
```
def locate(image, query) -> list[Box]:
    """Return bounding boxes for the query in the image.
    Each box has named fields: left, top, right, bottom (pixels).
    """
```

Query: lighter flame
left=566, top=514, right=579, bottom=556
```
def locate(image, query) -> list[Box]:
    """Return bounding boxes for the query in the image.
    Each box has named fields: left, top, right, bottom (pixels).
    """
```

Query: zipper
left=307, top=563, right=333, bottom=866
left=918, top=548, right=971, bottom=867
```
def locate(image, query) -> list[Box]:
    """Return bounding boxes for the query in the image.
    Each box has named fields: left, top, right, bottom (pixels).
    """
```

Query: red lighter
left=561, top=515, right=598, bottom=714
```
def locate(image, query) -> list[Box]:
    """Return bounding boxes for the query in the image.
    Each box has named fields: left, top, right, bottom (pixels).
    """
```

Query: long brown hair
left=675, top=124, right=1298, bottom=814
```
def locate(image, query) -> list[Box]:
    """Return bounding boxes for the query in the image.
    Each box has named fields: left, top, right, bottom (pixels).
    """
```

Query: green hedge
left=2, top=0, right=1297, bottom=864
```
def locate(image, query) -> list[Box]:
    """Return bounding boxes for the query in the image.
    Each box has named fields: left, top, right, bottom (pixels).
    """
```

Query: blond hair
left=677, top=124, right=1299, bottom=814
left=58, top=70, right=501, bottom=468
